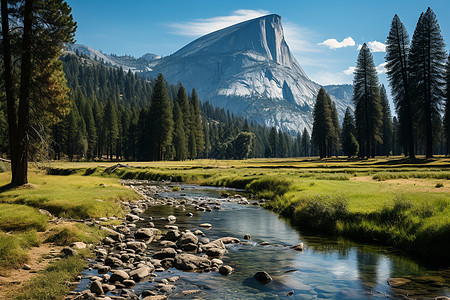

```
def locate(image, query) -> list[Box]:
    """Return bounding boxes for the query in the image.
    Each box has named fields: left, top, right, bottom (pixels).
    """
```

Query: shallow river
left=78, top=184, right=450, bottom=299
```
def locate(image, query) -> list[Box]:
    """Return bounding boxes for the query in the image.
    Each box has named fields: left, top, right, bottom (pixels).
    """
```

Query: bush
left=246, top=177, right=292, bottom=199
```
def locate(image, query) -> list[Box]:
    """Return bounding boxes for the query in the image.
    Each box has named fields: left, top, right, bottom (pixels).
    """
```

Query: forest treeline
left=25, top=54, right=312, bottom=161
left=312, top=8, right=450, bottom=158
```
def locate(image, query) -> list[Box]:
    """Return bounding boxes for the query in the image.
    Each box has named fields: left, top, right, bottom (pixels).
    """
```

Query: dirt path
left=0, top=229, right=64, bottom=299
left=351, top=176, right=450, bottom=193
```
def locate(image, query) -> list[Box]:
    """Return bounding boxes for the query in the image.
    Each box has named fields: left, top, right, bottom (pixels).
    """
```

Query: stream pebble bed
left=65, top=180, right=450, bottom=300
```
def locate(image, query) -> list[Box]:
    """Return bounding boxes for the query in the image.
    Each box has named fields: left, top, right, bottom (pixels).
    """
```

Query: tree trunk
left=1, top=0, right=19, bottom=184
left=15, top=0, right=34, bottom=185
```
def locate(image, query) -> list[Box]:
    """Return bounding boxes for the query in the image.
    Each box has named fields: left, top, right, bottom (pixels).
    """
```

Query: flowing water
left=78, top=184, right=450, bottom=299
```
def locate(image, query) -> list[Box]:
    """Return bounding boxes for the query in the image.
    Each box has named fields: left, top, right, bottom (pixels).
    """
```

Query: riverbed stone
left=161, top=258, right=174, bottom=268
left=123, top=279, right=136, bottom=287
left=105, top=256, right=123, bottom=267
left=254, top=271, right=272, bottom=283
left=61, top=247, right=78, bottom=257
left=243, top=234, right=251, bottom=240
left=164, top=230, right=181, bottom=241
left=291, top=243, right=304, bottom=251
left=109, top=270, right=130, bottom=283
left=167, top=215, right=176, bottom=222
left=173, top=253, right=211, bottom=271
left=153, top=248, right=177, bottom=259
left=143, top=296, right=167, bottom=300
left=126, top=213, right=140, bottom=222
left=134, top=228, right=155, bottom=240
left=219, top=265, right=234, bottom=275
left=387, top=277, right=412, bottom=287
left=177, top=232, right=198, bottom=246
left=217, top=237, right=240, bottom=244
left=199, top=223, right=212, bottom=228
left=90, top=280, right=103, bottom=295
left=129, top=265, right=154, bottom=281
left=126, top=241, right=147, bottom=252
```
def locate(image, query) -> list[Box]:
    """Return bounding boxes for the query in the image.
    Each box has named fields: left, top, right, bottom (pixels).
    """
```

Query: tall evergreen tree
left=1, top=0, right=76, bottom=185
left=385, top=14, right=416, bottom=158
left=312, top=88, right=334, bottom=158
left=379, top=85, right=393, bottom=156
left=190, top=89, right=204, bottom=157
left=353, top=43, right=382, bottom=157
left=268, top=127, right=278, bottom=158
left=444, top=53, right=450, bottom=155
left=176, top=84, right=191, bottom=139
left=342, top=108, right=359, bottom=157
left=173, top=103, right=188, bottom=161
left=330, top=102, right=341, bottom=156
left=409, top=8, right=447, bottom=158
left=149, top=74, right=173, bottom=160
left=301, top=128, right=310, bottom=157
left=103, top=100, right=119, bottom=160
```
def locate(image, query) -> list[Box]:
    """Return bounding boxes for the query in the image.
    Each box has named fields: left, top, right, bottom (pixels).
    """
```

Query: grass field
left=46, top=156, right=450, bottom=262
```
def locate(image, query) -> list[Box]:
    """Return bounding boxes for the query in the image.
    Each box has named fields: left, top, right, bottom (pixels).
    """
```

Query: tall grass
left=0, top=204, right=47, bottom=232
left=0, top=230, right=40, bottom=268
left=16, top=256, right=86, bottom=300
left=45, top=223, right=106, bottom=246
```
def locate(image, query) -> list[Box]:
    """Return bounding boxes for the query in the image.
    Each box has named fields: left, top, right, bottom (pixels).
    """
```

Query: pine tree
left=301, top=128, right=310, bottom=157
left=342, top=108, right=359, bottom=157
left=330, top=102, right=341, bottom=156
left=312, top=88, right=334, bottom=158
left=103, top=100, right=119, bottom=160
left=444, top=53, right=450, bottom=155
left=385, top=14, right=416, bottom=158
left=379, top=85, right=393, bottom=156
left=353, top=43, right=382, bottom=157
left=268, top=127, right=278, bottom=157
left=190, top=89, right=204, bottom=157
left=176, top=84, right=191, bottom=139
left=409, top=8, right=447, bottom=158
left=173, top=103, right=188, bottom=161
left=149, top=74, right=173, bottom=160
left=1, top=0, right=76, bottom=185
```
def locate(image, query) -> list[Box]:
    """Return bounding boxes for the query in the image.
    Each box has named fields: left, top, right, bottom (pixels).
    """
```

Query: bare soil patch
left=351, top=176, right=450, bottom=193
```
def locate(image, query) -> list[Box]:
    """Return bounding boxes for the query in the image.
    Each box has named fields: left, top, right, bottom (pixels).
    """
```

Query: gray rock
left=123, top=279, right=135, bottom=287
left=101, top=227, right=125, bottom=241
left=158, top=284, right=176, bottom=293
left=181, top=290, right=202, bottom=296
left=126, top=241, right=147, bottom=252
left=143, top=296, right=167, bottom=300
left=159, top=240, right=177, bottom=248
left=217, top=237, right=241, bottom=244
left=71, top=242, right=87, bottom=249
left=173, top=253, right=211, bottom=271
left=177, top=232, right=198, bottom=246
left=134, top=228, right=155, bottom=240
left=102, top=284, right=115, bottom=293
left=244, top=234, right=252, bottom=240
left=61, top=247, right=78, bottom=257
left=109, top=270, right=130, bottom=283
left=291, top=243, right=304, bottom=251
left=38, top=209, right=53, bottom=217
left=254, top=271, right=272, bottom=283
left=153, top=248, right=177, bottom=259
left=160, top=258, right=174, bottom=268
left=90, top=280, right=103, bottom=295
left=97, top=265, right=111, bottom=274
left=219, top=265, right=234, bottom=275
left=126, top=213, right=140, bottom=222
left=167, top=215, right=176, bottom=222
left=129, top=265, right=154, bottom=281
left=164, top=230, right=181, bottom=241
left=104, top=257, right=123, bottom=267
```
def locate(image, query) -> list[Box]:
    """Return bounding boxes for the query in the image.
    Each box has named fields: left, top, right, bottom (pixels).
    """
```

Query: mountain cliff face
left=144, top=14, right=350, bottom=134
left=68, top=15, right=353, bottom=134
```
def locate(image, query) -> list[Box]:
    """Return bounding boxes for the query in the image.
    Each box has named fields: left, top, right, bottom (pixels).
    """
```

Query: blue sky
left=66, top=0, right=449, bottom=89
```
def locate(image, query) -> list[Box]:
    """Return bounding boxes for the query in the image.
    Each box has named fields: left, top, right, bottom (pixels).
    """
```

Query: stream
left=75, top=182, right=450, bottom=299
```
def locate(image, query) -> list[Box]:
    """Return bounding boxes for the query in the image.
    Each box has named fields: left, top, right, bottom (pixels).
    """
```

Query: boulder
left=71, top=242, right=87, bottom=249
left=254, top=271, right=272, bottom=283
left=219, top=265, right=234, bottom=275
left=153, top=248, right=177, bottom=259
left=104, top=257, right=123, bottom=268
left=61, top=247, right=78, bottom=257
left=90, top=280, right=103, bottom=295
left=202, top=239, right=226, bottom=257
left=173, top=253, right=211, bottom=271
left=109, top=270, right=129, bottom=283
left=291, top=243, right=304, bottom=251
left=97, top=266, right=111, bottom=274
left=126, top=241, right=147, bottom=252
left=101, top=227, right=125, bottom=241
left=129, top=265, right=154, bottom=281
left=126, top=213, right=140, bottom=222
left=177, top=232, right=198, bottom=246
left=160, top=240, right=177, bottom=248
left=217, top=237, right=241, bottom=244
left=163, top=230, right=181, bottom=241
left=134, top=228, right=155, bottom=240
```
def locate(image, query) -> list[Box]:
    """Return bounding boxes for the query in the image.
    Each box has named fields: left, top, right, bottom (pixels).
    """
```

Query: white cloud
left=318, top=37, right=355, bottom=49
left=376, top=62, right=387, bottom=74
left=343, top=66, right=356, bottom=75
left=357, top=41, right=386, bottom=52
left=368, top=41, right=386, bottom=52
left=167, top=9, right=270, bottom=37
